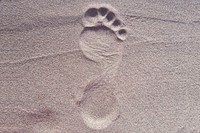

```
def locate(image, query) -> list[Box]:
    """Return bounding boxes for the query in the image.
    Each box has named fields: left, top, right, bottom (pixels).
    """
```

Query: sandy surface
left=0, top=0, right=200, bottom=133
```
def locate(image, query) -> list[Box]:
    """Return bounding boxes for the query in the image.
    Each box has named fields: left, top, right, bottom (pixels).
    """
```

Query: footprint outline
left=79, top=4, right=128, bottom=130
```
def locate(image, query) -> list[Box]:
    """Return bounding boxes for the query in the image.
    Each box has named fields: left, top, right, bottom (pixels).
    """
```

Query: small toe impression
left=116, top=28, right=128, bottom=41
left=106, top=11, right=116, bottom=22
left=110, top=19, right=122, bottom=31
left=83, top=8, right=100, bottom=27
left=98, top=7, right=109, bottom=16
left=102, top=11, right=116, bottom=27
left=112, top=19, right=121, bottom=26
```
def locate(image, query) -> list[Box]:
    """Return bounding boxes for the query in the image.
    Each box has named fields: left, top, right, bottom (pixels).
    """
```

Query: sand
left=0, top=0, right=200, bottom=133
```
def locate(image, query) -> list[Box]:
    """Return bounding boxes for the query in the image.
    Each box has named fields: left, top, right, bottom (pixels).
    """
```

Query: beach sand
left=0, top=0, right=200, bottom=132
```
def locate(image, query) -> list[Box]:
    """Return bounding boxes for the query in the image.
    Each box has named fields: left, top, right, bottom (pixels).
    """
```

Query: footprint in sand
left=80, top=4, right=128, bottom=75
left=79, top=4, right=127, bottom=130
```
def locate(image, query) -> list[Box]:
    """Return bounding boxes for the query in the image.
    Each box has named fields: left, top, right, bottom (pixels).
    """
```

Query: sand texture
left=0, top=0, right=200, bottom=133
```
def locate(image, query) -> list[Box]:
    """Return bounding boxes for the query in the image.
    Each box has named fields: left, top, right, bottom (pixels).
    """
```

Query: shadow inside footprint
left=106, top=12, right=116, bottom=22
left=112, top=19, right=121, bottom=26
left=98, top=7, right=109, bottom=16
left=81, top=25, right=115, bottom=34
left=118, top=29, right=127, bottom=35
left=85, top=8, right=98, bottom=17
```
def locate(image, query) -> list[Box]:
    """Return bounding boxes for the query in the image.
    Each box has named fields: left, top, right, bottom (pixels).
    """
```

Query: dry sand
left=0, top=0, right=200, bottom=133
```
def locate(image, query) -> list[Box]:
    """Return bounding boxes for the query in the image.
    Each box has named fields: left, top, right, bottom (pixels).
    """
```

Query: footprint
left=79, top=4, right=127, bottom=130
left=78, top=78, right=120, bottom=130
left=80, top=4, right=127, bottom=73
